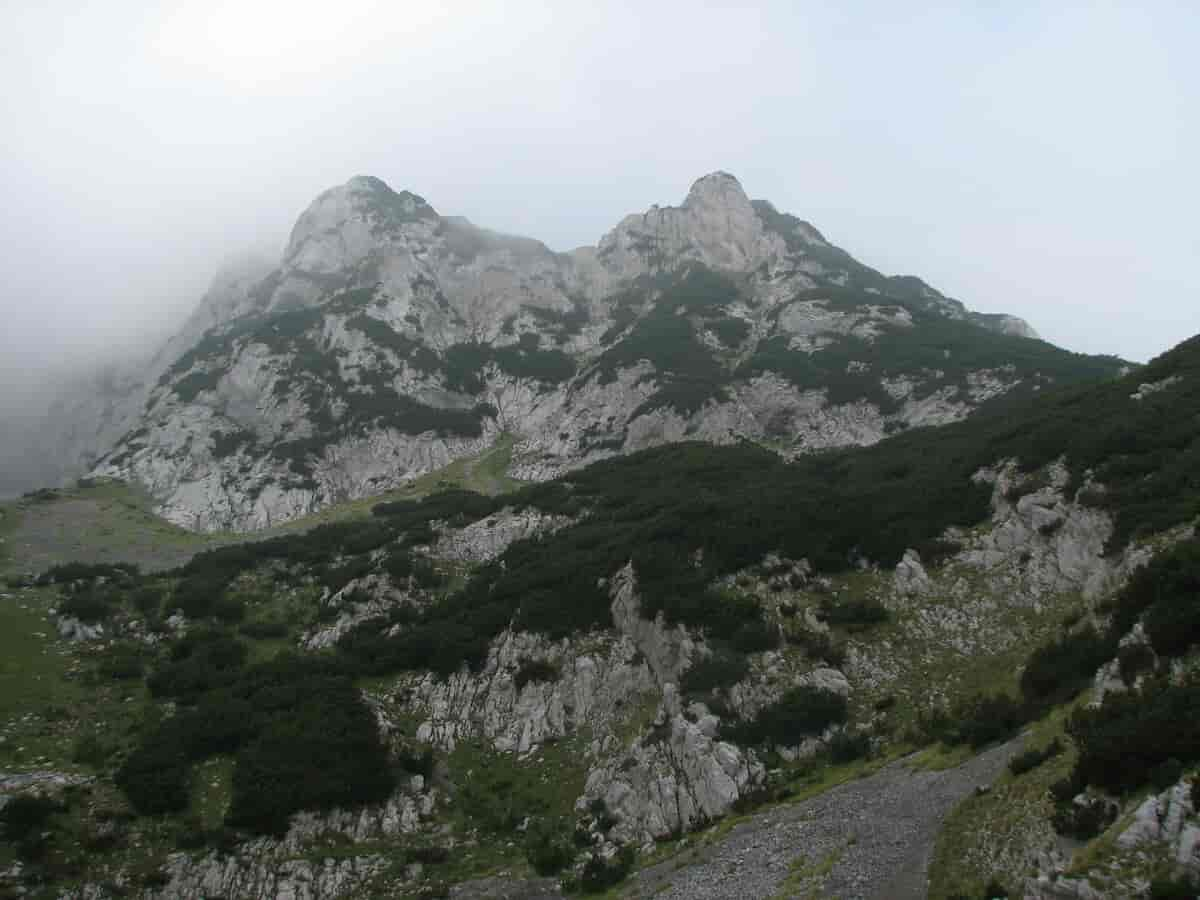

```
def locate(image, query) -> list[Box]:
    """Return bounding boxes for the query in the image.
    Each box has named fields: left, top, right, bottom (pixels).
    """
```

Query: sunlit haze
left=2, top=0, right=1197, bottom=400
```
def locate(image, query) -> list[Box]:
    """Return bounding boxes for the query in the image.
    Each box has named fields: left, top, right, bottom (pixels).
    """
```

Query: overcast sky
left=1, top=0, right=1197, bottom=394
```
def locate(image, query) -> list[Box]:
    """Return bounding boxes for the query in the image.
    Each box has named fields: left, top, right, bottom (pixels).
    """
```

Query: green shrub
left=57, top=589, right=116, bottom=624
left=945, top=693, right=1027, bottom=749
left=514, top=659, right=561, bottom=692
left=1149, top=874, right=1200, bottom=900
left=1049, top=770, right=1086, bottom=804
left=147, top=629, right=247, bottom=701
left=728, top=685, right=849, bottom=747
left=819, top=595, right=889, bottom=629
left=523, top=816, right=575, bottom=876
left=239, top=619, right=289, bottom=639
left=1050, top=796, right=1116, bottom=839
left=1140, top=543, right=1200, bottom=656
left=125, top=654, right=392, bottom=834
left=0, top=794, right=60, bottom=841
left=37, top=561, right=139, bottom=585
left=172, top=571, right=232, bottom=620
left=708, top=316, right=750, bottom=347
left=1008, top=739, right=1063, bottom=776
left=226, top=677, right=394, bottom=834
left=396, top=743, right=435, bottom=779
left=680, top=646, right=750, bottom=696
left=578, top=845, right=637, bottom=893
left=1117, top=642, right=1156, bottom=685
left=382, top=548, right=413, bottom=581
left=131, top=585, right=164, bottom=617
left=116, top=731, right=191, bottom=815
left=210, top=593, right=246, bottom=624
left=829, top=728, right=871, bottom=763
left=174, top=369, right=223, bottom=402
left=1067, top=677, right=1200, bottom=793
left=72, top=732, right=111, bottom=768
left=786, top=626, right=847, bottom=666
left=1150, top=758, right=1186, bottom=792
left=411, top=558, right=443, bottom=590
left=95, top=645, right=145, bottom=681
left=211, top=429, right=254, bottom=458
left=729, top=619, right=781, bottom=653
left=1019, top=626, right=1114, bottom=705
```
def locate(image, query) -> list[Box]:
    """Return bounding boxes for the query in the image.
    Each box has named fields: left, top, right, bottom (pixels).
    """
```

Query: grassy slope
left=0, top=433, right=523, bottom=577
left=0, top=437, right=519, bottom=776
left=0, top=480, right=216, bottom=577
left=0, top=433, right=534, bottom=895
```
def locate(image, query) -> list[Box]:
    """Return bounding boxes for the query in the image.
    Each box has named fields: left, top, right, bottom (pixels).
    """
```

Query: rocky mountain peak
left=73, top=168, right=1114, bottom=532
left=596, top=170, right=768, bottom=274
left=283, top=175, right=439, bottom=269
left=344, top=175, right=438, bottom=219
left=683, top=170, right=751, bottom=211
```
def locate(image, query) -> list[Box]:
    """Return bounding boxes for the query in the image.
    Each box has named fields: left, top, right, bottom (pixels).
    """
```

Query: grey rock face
left=151, top=779, right=436, bottom=899
left=87, top=171, right=1066, bottom=532
left=958, top=461, right=1116, bottom=603
left=893, top=549, right=932, bottom=596
left=432, top=506, right=574, bottom=562
left=379, top=562, right=767, bottom=846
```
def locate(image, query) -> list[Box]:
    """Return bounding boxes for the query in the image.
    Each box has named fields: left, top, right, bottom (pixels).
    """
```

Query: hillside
left=1, top=331, right=1196, bottom=899
left=83, top=172, right=1123, bottom=531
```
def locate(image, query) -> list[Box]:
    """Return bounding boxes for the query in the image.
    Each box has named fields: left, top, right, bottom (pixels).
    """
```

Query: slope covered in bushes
left=148, top=332, right=1199, bottom=681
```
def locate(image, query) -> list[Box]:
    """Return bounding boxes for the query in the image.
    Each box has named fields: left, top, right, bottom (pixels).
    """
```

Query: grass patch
left=926, top=704, right=1076, bottom=899
left=447, top=738, right=588, bottom=834
left=0, top=479, right=221, bottom=577
left=771, top=845, right=844, bottom=899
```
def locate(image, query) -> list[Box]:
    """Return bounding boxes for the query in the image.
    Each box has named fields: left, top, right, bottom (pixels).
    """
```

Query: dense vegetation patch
left=119, top=650, right=395, bottom=834
left=335, top=335, right=1198, bottom=677
left=1110, top=537, right=1200, bottom=657
left=724, top=685, right=848, bottom=746
left=740, top=295, right=1122, bottom=413
left=593, top=265, right=738, bottom=418
left=521, top=300, right=590, bottom=341
left=211, top=428, right=255, bottom=458
left=1066, top=676, right=1200, bottom=794
left=345, top=313, right=440, bottom=373
left=173, top=369, right=224, bottom=403
left=708, top=315, right=751, bottom=347
left=680, top=645, right=751, bottom=697
left=443, top=339, right=576, bottom=392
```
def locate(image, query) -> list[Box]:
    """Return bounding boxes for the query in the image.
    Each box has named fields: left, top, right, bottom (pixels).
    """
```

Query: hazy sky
left=2, top=0, right=1197, bottom=390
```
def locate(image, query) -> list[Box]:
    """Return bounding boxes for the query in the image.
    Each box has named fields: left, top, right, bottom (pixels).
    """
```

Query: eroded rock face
left=150, top=779, right=436, bottom=900
left=385, top=562, right=768, bottom=846
left=1116, top=778, right=1198, bottom=865
left=585, top=708, right=763, bottom=843
left=432, top=507, right=574, bottom=563
left=409, top=629, right=655, bottom=755
left=958, top=461, right=1117, bottom=603
left=85, top=172, right=1073, bottom=532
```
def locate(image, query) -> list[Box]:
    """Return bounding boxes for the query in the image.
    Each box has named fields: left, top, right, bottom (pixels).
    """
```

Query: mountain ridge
left=74, top=171, right=1121, bottom=531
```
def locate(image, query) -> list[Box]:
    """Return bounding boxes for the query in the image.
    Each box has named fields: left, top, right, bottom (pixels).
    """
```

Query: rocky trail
left=626, top=739, right=1022, bottom=900
left=452, top=738, right=1023, bottom=900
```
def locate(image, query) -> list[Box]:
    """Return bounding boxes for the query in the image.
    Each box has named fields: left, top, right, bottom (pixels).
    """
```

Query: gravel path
left=623, top=738, right=1023, bottom=900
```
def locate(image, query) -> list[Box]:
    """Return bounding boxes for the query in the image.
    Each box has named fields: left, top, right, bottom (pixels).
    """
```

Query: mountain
left=0, top=327, right=1197, bottom=898
left=86, top=172, right=1122, bottom=531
